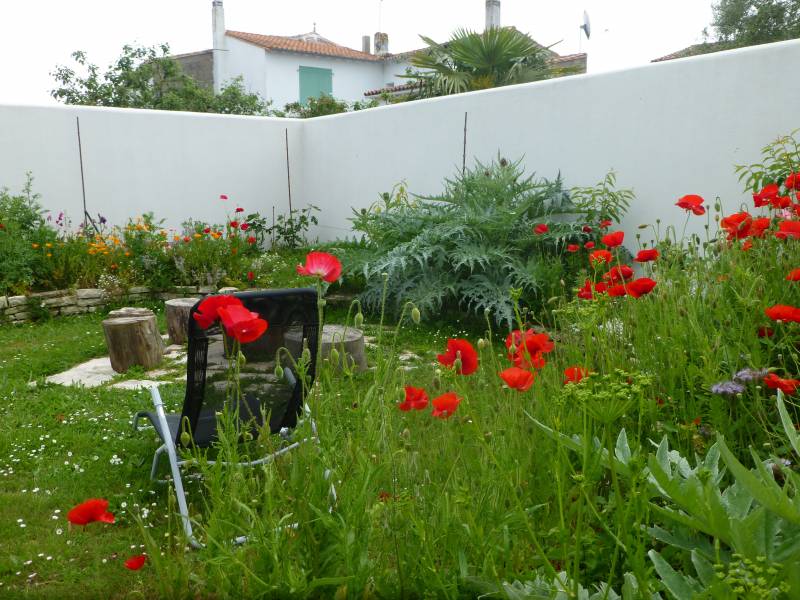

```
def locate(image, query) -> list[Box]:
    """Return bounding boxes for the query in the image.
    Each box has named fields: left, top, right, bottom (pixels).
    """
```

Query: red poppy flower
left=219, top=194, right=228, bottom=200
left=431, top=392, right=461, bottom=419
left=564, top=366, right=589, bottom=385
left=758, top=326, right=775, bottom=338
left=584, top=241, right=595, bottom=250
left=182, top=236, right=191, bottom=243
left=203, top=227, right=211, bottom=234
left=754, top=183, right=779, bottom=207
left=675, top=194, right=706, bottom=215
left=582, top=225, right=593, bottom=233
left=247, top=236, right=257, bottom=244
left=437, top=339, right=479, bottom=375
left=601, top=231, right=624, bottom=248
left=764, top=373, right=800, bottom=395
left=603, top=265, right=634, bottom=283
left=607, top=284, right=627, bottom=297
left=567, top=244, right=580, bottom=253
left=577, top=279, right=594, bottom=300
left=775, top=220, right=800, bottom=240
left=506, top=329, right=554, bottom=368
left=786, top=269, right=800, bottom=281
left=499, top=367, right=536, bottom=391
left=296, top=251, right=342, bottom=283
left=599, top=219, right=612, bottom=228
left=229, top=220, right=239, bottom=229
left=626, top=278, right=657, bottom=298
left=124, top=555, right=147, bottom=570
left=192, top=295, right=243, bottom=329
left=533, top=223, right=549, bottom=235
left=247, top=271, right=255, bottom=281
left=634, top=248, right=659, bottom=262
left=765, top=304, right=800, bottom=323
left=786, top=172, right=800, bottom=190
left=235, top=207, right=244, bottom=213
left=218, top=304, right=268, bottom=343
left=240, top=223, right=250, bottom=231
left=589, top=249, right=613, bottom=267
left=68, top=498, right=115, bottom=526
left=398, top=386, right=429, bottom=411
left=748, top=217, right=771, bottom=238
left=720, top=212, right=753, bottom=240
left=771, top=196, right=792, bottom=210
left=378, top=491, right=392, bottom=502
left=742, top=239, right=753, bottom=251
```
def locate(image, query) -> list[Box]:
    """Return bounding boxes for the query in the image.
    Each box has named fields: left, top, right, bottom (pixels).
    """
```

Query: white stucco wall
left=382, top=58, right=415, bottom=86
left=0, top=104, right=302, bottom=231
left=223, top=36, right=268, bottom=99
left=262, top=51, right=384, bottom=108
left=2, top=39, right=800, bottom=249
left=301, top=39, right=800, bottom=245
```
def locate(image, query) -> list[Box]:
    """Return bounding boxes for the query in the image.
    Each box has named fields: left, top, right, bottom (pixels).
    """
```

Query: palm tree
left=406, top=27, right=553, bottom=98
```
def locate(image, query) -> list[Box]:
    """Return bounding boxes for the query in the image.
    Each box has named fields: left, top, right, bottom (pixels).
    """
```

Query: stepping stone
left=45, top=357, right=116, bottom=388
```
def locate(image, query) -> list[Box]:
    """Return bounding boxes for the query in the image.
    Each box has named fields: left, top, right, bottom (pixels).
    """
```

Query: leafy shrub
left=345, top=158, right=632, bottom=326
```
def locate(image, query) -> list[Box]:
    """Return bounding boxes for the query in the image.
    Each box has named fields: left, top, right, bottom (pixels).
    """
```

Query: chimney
left=212, top=0, right=226, bottom=94
left=374, top=32, right=389, bottom=55
left=485, top=0, right=501, bottom=29
left=362, top=35, right=371, bottom=54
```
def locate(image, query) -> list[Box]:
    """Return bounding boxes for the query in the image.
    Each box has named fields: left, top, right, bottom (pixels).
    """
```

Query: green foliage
left=345, top=158, right=631, bottom=326
left=406, top=27, right=555, bottom=98
left=712, top=0, right=800, bottom=47
left=735, top=128, right=800, bottom=193
left=280, top=94, right=377, bottom=118
left=50, top=44, right=270, bottom=115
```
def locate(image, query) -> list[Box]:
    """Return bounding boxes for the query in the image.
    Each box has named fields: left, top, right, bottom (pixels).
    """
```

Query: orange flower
left=31, top=243, right=40, bottom=249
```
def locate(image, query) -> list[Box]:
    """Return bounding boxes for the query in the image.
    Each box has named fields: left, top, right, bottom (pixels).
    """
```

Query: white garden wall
left=1, top=38, right=800, bottom=247
left=0, top=104, right=301, bottom=232
left=301, top=38, right=800, bottom=243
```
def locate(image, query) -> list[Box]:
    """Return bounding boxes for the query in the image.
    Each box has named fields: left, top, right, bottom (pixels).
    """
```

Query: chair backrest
left=180, top=288, right=319, bottom=447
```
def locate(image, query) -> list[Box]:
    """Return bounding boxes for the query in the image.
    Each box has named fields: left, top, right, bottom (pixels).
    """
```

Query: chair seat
left=137, top=409, right=220, bottom=447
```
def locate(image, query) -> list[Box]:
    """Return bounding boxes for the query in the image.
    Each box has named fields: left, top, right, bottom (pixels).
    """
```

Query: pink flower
left=296, top=251, right=342, bottom=283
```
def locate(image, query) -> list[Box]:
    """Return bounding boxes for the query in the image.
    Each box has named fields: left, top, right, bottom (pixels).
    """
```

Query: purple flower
left=98, top=214, right=107, bottom=225
left=711, top=381, right=745, bottom=396
left=734, top=368, right=769, bottom=383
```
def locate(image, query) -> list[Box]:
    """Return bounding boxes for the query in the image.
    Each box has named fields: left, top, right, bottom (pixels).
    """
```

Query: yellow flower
left=45, top=242, right=53, bottom=248
left=46, top=253, right=52, bottom=258
left=193, top=233, right=202, bottom=239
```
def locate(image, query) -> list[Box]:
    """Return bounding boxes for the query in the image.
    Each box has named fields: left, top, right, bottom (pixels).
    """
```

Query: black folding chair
left=133, top=289, right=324, bottom=548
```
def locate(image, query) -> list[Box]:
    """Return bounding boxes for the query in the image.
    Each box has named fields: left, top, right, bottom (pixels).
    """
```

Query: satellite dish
left=581, top=10, right=591, bottom=40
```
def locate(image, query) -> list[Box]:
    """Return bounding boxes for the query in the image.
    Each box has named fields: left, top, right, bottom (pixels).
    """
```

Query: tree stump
left=165, top=297, right=199, bottom=345
left=102, top=310, right=164, bottom=373
left=107, top=307, right=154, bottom=319
left=285, top=325, right=368, bottom=373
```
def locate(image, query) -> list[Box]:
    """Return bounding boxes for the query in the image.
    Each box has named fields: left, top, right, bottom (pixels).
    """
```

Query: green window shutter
left=298, top=66, right=333, bottom=104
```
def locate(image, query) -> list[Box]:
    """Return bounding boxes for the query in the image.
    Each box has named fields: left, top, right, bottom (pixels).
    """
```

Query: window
left=298, top=66, right=333, bottom=104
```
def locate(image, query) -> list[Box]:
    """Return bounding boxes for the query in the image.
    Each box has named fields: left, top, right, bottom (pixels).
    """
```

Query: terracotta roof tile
left=227, top=30, right=382, bottom=62
left=651, top=42, right=728, bottom=63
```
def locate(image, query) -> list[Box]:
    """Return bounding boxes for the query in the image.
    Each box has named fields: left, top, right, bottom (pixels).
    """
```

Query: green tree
left=280, top=94, right=377, bottom=119
left=50, top=44, right=270, bottom=115
left=711, top=0, right=800, bottom=47
left=406, top=27, right=553, bottom=98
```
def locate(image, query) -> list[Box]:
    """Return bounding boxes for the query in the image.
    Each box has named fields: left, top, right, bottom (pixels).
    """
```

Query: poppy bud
left=454, top=358, right=463, bottom=372
left=411, top=306, right=421, bottom=324
left=432, top=375, right=441, bottom=390
left=243, top=431, right=253, bottom=441
left=274, top=364, right=284, bottom=379
left=329, top=347, right=340, bottom=364
left=477, top=338, right=487, bottom=350
left=381, top=272, right=389, bottom=281
left=237, top=351, right=246, bottom=367
left=317, top=298, right=327, bottom=309
left=509, top=343, right=517, bottom=355
left=354, top=312, right=364, bottom=329
left=180, top=431, right=191, bottom=446
left=484, top=307, right=491, bottom=317
left=302, top=348, right=311, bottom=363
left=638, top=224, right=648, bottom=229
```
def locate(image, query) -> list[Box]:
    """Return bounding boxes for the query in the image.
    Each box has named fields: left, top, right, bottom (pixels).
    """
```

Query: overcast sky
left=0, top=0, right=715, bottom=105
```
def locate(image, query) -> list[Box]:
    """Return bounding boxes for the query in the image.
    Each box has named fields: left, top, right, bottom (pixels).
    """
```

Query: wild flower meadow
left=2, top=133, right=800, bottom=598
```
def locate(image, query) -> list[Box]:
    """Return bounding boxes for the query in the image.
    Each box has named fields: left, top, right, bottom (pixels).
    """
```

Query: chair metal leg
left=150, top=445, right=166, bottom=481
left=148, top=386, right=204, bottom=550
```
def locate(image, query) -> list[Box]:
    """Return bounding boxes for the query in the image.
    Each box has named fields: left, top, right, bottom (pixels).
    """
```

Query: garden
left=2, top=131, right=800, bottom=599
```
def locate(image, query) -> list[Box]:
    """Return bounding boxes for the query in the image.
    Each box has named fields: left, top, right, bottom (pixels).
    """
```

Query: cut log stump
left=102, top=308, right=164, bottom=373
left=285, top=324, right=368, bottom=373
left=165, top=297, right=199, bottom=345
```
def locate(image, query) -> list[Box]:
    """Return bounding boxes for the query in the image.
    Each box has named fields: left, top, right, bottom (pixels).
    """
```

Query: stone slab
left=45, top=357, right=116, bottom=388
left=0, top=296, right=7, bottom=310
left=76, top=288, right=104, bottom=300
left=29, top=289, right=69, bottom=300
left=7, top=296, right=27, bottom=307
left=59, top=306, right=85, bottom=316
left=5, top=305, right=30, bottom=316
left=77, top=297, right=107, bottom=307
left=42, top=295, right=77, bottom=308
left=108, top=379, right=164, bottom=390
left=128, top=286, right=151, bottom=295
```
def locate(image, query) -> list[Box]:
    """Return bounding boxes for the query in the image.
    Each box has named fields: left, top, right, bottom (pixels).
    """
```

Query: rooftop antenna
left=378, top=0, right=384, bottom=32
left=579, top=10, right=591, bottom=51
left=313, top=22, right=317, bottom=33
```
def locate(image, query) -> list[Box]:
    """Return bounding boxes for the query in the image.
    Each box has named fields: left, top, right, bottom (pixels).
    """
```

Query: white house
left=175, top=1, right=587, bottom=109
